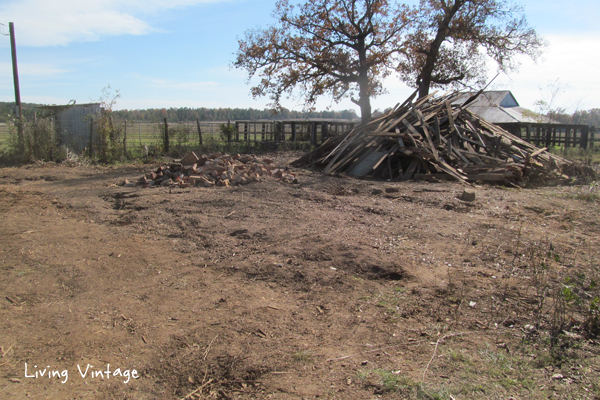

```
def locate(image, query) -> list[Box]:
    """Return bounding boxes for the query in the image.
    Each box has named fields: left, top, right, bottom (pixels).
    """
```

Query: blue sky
left=1, top=0, right=599, bottom=115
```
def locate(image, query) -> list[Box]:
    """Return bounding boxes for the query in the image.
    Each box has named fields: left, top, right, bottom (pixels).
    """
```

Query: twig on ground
left=1, top=345, right=14, bottom=358
left=203, top=334, right=219, bottom=361
left=326, top=339, right=429, bottom=362
left=421, top=331, right=476, bottom=382
left=179, top=378, right=213, bottom=400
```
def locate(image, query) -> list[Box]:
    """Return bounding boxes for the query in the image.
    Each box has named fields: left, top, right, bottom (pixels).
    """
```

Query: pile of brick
left=137, top=152, right=297, bottom=188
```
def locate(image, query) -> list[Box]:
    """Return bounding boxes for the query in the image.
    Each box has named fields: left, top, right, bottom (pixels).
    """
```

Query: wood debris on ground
left=291, top=91, right=587, bottom=186
left=137, top=152, right=298, bottom=188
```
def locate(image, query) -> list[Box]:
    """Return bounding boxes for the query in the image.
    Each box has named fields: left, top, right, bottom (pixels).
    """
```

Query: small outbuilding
left=453, top=90, right=554, bottom=124
left=37, top=102, right=101, bottom=152
left=454, top=91, right=594, bottom=149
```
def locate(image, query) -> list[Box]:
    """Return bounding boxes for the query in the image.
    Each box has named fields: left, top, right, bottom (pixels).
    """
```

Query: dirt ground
left=1, top=153, right=599, bottom=400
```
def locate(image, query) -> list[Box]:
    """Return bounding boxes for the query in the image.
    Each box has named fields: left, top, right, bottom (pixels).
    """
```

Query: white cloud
left=131, top=73, right=219, bottom=90
left=0, top=94, right=69, bottom=104
left=0, top=62, right=69, bottom=77
left=117, top=97, right=227, bottom=110
left=0, top=0, right=229, bottom=47
left=490, top=33, right=600, bottom=112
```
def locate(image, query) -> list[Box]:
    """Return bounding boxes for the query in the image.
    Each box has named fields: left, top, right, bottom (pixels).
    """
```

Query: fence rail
left=126, top=119, right=355, bottom=153
left=499, top=123, right=598, bottom=150
left=0, top=118, right=357, bottom=157
left=1, top=119, right=597, bottom=157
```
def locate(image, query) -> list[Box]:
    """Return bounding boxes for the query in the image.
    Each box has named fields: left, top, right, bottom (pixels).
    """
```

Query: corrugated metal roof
left=466, top=105, right=551, bottom=124
left=453, top=91, right=556, bottom=124
left=452, top=91, right=516, bottom=107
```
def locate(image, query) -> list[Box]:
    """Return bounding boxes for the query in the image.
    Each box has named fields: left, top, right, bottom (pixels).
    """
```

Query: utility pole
left=9, top=22, right=23, bottom=149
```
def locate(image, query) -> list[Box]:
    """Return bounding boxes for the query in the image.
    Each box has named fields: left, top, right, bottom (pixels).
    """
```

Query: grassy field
left=0, top=123, right=10, bottom=149
left=4, top=119, right=597, bottom=163
left=0, top=120, right=323, bottom=154
left=0, top=120, right=318, bottom=161
left=549, top=145, right=600, bottom=164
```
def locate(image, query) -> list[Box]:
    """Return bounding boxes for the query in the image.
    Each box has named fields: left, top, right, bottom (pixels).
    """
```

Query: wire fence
left=0, top=119, right=356, bottom=158
left=0, top=123, right=10, bottom=147
left=499, top=123, right=599, bottom=150
left=3, top=118, right=597, bottom=162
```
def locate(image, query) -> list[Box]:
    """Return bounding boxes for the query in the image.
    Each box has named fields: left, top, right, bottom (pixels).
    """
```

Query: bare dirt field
left=1, top=153, right=599, bottom=399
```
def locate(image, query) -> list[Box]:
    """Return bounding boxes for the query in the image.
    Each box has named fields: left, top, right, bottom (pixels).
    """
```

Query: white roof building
left=453, top=91, right=556, bottom=124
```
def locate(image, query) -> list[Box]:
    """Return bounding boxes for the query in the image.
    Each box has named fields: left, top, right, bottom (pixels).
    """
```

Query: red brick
left=180, top=152, right=200, bottom=165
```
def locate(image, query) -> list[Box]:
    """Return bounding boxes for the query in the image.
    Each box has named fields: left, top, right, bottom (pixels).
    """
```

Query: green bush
left=0, top=117, right=66, bottom=164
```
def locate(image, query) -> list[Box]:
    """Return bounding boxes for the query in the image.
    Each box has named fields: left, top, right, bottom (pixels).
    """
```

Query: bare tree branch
left=234, top=0, right=411, bottom=122
left=397, top=0, right=545, bottom=98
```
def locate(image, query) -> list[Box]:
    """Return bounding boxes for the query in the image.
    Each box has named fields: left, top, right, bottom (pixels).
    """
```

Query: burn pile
left=137, top=152, right=297, bottom=188
left=292, top=92, right=576, bottom=186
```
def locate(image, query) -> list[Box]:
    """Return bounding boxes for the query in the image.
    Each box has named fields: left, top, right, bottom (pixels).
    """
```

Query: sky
left=0, top=0, right=599, bottom=116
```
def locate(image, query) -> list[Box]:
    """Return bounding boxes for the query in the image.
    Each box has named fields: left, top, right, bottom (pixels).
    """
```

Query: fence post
left=89, top=117, right=94, bottom=158
left=291, top=122, right=297, bottom=142
left=235, top=121, right=240, bottom=142
left=278, top=122, right=285, bottom=143
left=123, top=119, right=127, bottom=157
left=50, top=117, right=54, bottom=160
left=196, top=118, right=202, bottom=146
left=321, top=122, right=328, bottom=145
left=163, top=117, right=169, bottom=153
left=311, top=122, right=317, bottom=145
left=32, top=111, right=38, bottom=149
left=581, top=126, right=589, bottom=150
left=274, top=122, right=281, bottom=144
left=590, top=126, right=596, bottom=148
left=109, top=116, right=115, bottom=143
left=227, top=119, right=232, bottom=145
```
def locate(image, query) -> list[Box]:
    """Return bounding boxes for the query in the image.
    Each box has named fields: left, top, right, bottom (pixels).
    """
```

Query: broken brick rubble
left=137, top=153, right=298, bottom=188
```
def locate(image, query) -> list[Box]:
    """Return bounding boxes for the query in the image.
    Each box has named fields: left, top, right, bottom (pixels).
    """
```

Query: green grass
left=0, top=123, right=10, bottom=150
left=291, top=350, right=313, bottom=363
left=357, top=368, right=415, bottom=392
left=564, top=181, right=600, bottom=203
left=0, top=120, right=317, bottom=157
left=548, top=145, right=600, bottom=164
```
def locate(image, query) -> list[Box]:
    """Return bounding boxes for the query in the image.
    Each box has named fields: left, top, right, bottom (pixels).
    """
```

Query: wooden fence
left=129, top=119, right=355, bottom=153
left=233, top=120, right=355, bottom=145
left=2, top=118, right=596, bottom=155
left=498, top=123, right=598, bottom=150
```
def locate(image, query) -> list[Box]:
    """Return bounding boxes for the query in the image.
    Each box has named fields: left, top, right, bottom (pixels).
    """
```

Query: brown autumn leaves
left=233, top=0, right=544, bottom=123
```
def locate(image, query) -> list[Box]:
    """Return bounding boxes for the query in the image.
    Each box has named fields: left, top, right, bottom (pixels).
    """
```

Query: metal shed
left=38, top=102, right=101, bottom=152
left=453, top=91, right=594, bottom=149
left=452, top=91, right=555, bottom=124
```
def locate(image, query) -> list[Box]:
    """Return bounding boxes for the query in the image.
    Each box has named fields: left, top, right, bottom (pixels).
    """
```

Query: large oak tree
left=233, top=0, right=412, bottom=123
left=398, top=0, right=545, bottom=98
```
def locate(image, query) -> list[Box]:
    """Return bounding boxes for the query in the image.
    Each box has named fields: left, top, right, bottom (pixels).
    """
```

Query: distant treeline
left=4, top=101, right=599, bottom=126
left=111, top=107, right=358, bottom=122
left=550, top=109, right=600, bottom=127
left=0, top=102, right=358, bottom=123
left=0, top=102, right=44, bottom=123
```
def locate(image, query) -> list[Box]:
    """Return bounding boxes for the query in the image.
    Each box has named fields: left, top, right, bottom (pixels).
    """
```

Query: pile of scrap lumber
left=137, top=152, right=297, bottom=188
left=292, top=91, right=574, bottom=185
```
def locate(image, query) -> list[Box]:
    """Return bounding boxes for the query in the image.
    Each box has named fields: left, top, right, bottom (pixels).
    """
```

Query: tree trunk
left=417, top=1, right=464, bottom=99
left=358, top=95, right=372, bottom=124
left=356, top=39, right=372, bottom=124
left=418, top=77, right=432, bottom=99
